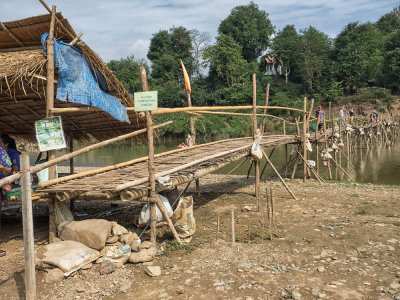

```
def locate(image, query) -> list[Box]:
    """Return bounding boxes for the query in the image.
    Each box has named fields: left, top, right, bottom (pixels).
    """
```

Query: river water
left=31, top=137, right=400, bottom=186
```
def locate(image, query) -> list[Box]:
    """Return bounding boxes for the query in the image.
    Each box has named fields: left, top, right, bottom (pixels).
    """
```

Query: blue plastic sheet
left=41, top=33, right=129, bottom=123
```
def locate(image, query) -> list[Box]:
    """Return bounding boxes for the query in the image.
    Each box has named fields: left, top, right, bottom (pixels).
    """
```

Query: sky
left=1, top=0, right=398, bottom=63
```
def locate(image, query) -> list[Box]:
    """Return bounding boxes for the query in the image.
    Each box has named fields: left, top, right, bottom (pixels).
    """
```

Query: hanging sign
left=35, top=116, right=67, bottom=152
left=134, top=91, right=158, bottom=112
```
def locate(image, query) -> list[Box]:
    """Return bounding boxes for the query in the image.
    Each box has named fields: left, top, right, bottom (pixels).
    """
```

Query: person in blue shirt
left=1, top=134, right=20, bottom=173
left=0, top=143, right=11, bottom=257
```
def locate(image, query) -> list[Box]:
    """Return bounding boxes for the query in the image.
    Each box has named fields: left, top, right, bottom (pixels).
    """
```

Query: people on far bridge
left=315, top=105, right=325, bottom=133
left=340, top=107, right=346, bottom=127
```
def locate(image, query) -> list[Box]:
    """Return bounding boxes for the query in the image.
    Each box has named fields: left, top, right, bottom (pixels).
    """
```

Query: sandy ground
left=0, top=174, right=399, bottom=300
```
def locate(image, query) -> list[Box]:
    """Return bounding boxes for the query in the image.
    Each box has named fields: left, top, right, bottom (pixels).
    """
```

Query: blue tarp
left=41, top=33, right=130, bottom=123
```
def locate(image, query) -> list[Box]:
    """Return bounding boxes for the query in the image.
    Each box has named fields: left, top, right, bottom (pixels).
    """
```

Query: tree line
left=107, top=2, right=400, bottom=138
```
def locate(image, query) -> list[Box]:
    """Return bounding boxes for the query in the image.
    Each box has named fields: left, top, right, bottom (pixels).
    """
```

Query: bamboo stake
left=330, top=156, right=353, bottom=181
left=261, top=148, right=297, bottom=200
left=20, top=155, right=36, bottom=300
left=284, top=122, right=288, bottom=177
left=338, top=148, right=355, bottom=169
left=268, top=188, right=273, bottom=240
left=252, top=74, right=260, bottom=212
left=187, top=91, right=196, bottom=144
left=231, top=209, right=235, bottom=245
left=46, top=5, right=57, bottom=244
left=296, top=151, right=325, bottom=184
left=261, top=83, right=270, bottom=132
left=216, top=212, right=220, bottom=240
left=303, top=97, right=307, bottom=182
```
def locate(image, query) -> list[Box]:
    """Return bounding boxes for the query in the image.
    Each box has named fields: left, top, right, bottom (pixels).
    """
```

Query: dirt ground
left=0, top=174, right=399, bottom=300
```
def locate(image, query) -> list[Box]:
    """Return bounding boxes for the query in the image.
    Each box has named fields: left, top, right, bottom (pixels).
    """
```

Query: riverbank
left=0, top=174, right=399, bottom=299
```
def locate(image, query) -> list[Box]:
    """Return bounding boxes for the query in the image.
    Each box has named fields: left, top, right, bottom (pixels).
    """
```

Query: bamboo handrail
left=0, top=121, right=173, bottom=187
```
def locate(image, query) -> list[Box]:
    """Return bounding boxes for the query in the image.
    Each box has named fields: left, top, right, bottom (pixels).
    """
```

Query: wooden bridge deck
left=41, top=135, right=298, bottom=199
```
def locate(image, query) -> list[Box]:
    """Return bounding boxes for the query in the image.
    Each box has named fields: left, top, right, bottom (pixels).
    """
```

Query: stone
left=95, top=257, right=104, bottom=264
left=129, top=247, right=156, bottom=263
left=394, top=294, right=400, bottom=300
left=119, top=281, right=132, bottom=293
left=81, top=263, right=92, bottom=270
left=141, top=241, right=153, bottom=249
left=99, top=260, right=115, bottom=275
left=318, top=293, right=326, bottom=299
left=115, top=262, right=124, bottom=268
left=44, top=268, right=64, bottom=284
left=390, top=282, right=400, bottom=290
left=130, top=240, right=141, bottom=252
left=292, top=290, right=302, bottom=300
left=76, top=286, right=85, bottom=293
left=145, top=266, right=161, bottom=277
left=317, top=266, right=325, bottom=272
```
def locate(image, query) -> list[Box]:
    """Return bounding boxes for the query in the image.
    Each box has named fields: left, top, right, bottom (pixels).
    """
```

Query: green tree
left=376, top=11, right=400, bottom=35
left=333, top=22, right=383, bottom=94
left=382, top=30, right=400, bottom=92
left=272, top=25, right=301, bottom=84
left=203, top=34, right=247, bottom=87
left=218, top=2, right=274, bottom=62
left=298, top=26, right=332, bottom=95
left=107, top=55, right=148, bottom=94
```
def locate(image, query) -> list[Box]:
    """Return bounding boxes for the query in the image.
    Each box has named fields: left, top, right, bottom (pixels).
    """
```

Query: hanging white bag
left=250, top=130, right=263, bottom=162
left=306, top=140, right=313, bottom=152
left=138, top=194, right=173, bottom=226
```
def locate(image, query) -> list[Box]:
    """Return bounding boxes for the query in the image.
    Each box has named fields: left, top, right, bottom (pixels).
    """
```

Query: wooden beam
left=0, top=22, right=25, bottom=46
left=69, top=32, right=83, bottom=46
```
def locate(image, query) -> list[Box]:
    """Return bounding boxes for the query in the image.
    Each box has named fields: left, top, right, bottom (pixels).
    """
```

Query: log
left=261, top=149, right=297, bottom=200
left=261, top=83, right=270, bottom=132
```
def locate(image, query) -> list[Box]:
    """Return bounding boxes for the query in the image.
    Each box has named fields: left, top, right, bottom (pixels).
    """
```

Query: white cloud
left=1, top=0, right=398, bottom=62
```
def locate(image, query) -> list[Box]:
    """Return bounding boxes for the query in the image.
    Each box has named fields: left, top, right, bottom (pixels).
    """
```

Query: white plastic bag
left=307, top=160, right=316, bottom=167
left=306, top=140, right=313, bottom=152
left=250, top=131, right=263, bottom=162
left=290, top=145, right=298, bottom=156
left=103, top=244, right=131, bottom=264
left=139, top=194, right=173, bottom=226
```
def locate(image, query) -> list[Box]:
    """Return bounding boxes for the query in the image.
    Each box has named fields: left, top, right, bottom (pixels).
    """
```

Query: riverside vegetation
left=107, top=2, right=400, bottom=139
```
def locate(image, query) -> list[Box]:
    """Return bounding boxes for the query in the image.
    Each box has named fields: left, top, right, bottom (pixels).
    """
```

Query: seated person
left=1, top=134, right=20, bottom=173
left=0, top=144, right=12, bottom=257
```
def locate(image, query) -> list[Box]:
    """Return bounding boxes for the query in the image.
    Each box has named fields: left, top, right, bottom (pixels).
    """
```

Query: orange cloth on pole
left=180, top=60, right=191, bottom=94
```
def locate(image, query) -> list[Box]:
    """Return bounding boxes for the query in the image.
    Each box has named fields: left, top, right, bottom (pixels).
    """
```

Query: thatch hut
left=0, top=12, right=145, bottom=143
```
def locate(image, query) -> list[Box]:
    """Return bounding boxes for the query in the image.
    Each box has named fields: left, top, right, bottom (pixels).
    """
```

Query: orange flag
left=180, top=60, right=191, bottom=94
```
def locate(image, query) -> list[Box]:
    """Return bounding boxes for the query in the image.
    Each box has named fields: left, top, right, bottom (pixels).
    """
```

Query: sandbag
left=103, top=244, right=131, bottom=264
left=138, top=194, right=173, bottom=226
left=36, top=240, right=100, bottom=276
left=171, top=196, right=196, bottom=243
left=58, top=219, right=112, bottom=250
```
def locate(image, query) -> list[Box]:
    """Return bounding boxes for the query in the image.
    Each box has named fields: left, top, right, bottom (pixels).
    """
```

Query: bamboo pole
left=330, top=156, right=353, bottom=181
left=0, top=22, right=25, bottom=46
left=296, top=151, right=325, bottom=184
left=303, top=97, right=307, bottom=182
left=20, top=155, right=36, bottom=300
left=231, top=209, right=235, bottom=245
left=187, top=91, right=196, bottom=144
left=261, top=148, right=297, bottom=200
left=139, top=67, right=157, bottom=245
left=261, top=83, right=270, bottom=132
left=284, top=121, right=288, bottom=177
left=260, top=148, right=275, bottom=178
left=46, top=5, right=57, bottom=244
left=50, top=105, right=308, bottom=115
left=252, top=74, right=260, bottom=212
left=195, top=111, right=291, bottom=123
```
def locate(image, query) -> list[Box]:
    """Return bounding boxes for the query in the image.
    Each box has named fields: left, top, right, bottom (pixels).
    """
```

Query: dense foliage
left=108, top=4, right=400, bottom=138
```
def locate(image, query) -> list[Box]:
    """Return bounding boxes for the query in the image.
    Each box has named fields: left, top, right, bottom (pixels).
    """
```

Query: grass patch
left=357, top=209, right=367, bottom=215
left=228, top=180, right=238, bottom=185
left=393, top=222, right=400, bottom=227
left=165, top=239, right=210, bottom=254
left=350, top=193, right=360, bottom=198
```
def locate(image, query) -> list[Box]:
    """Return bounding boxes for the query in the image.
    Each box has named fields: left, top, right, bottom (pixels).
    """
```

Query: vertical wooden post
left=139, top=67, right=157, bottom=245
left=261, top=83, right=270, bottom=132
left=252, top=74, right=260, bottom=211
left=46, top=6, right=57, bottom=244
left=231, top=209, right=235, bottom=245
left=283, top=121, right=288, bottom=177
left=303, top=97, right=307, bottom=182
left=316, top=142, right=319, bottom=174
left=20, top=154, right=36, bottom=300
left=187, top=91, right=196, bottom=144
left=195, top=178, right=200, bottom=195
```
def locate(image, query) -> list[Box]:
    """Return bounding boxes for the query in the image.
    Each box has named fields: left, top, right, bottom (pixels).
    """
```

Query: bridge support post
left=252, top=74, right=260, bottom=211
left=303, top=97, right=307, bottom=182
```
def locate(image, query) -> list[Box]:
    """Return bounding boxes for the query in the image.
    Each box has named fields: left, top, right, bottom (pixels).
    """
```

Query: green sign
left=35, top=116, right=66, bottom=152
left=134, top=91, right=158, bottom=111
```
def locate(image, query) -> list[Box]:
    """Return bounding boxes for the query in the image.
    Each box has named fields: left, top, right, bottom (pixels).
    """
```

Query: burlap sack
left=171, top=196, right=196, bottom=243
left=58, top=219, right=112, bottom=250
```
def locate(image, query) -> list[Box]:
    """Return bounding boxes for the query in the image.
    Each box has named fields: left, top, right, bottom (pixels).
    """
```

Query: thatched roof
left=0, top=12, right=146, bottom=143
